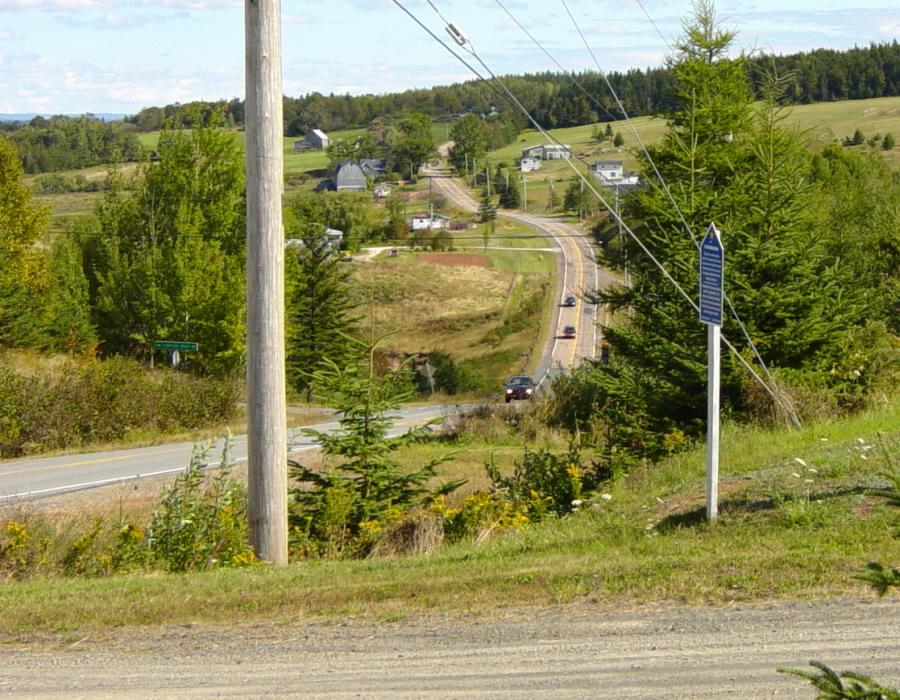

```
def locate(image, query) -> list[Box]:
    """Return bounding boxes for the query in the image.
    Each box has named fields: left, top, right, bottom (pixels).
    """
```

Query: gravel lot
left=2, top=598, right=897, bottom=698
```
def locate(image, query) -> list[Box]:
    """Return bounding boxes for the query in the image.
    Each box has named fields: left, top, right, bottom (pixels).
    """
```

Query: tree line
left=123, top=41, right=899, bottom=134
left=1, top=115, right=142, bottom=174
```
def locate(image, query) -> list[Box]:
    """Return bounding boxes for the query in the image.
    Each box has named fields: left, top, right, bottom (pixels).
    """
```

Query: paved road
left=0, top=404, right=458, bottom=503
left=424, top=162, right=616, bottom=383
left=2, top=599, right=897, bottom=698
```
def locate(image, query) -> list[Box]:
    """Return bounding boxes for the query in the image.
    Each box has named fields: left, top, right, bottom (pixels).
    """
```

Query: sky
left=1, top=0, right=897, bottom=116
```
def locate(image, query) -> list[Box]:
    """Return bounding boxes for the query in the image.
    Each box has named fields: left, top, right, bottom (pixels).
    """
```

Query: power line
left=560, top=0, right=799, bottom=426
left=491, top=0, right=620, bottom=123
left=392, top=0, right=795, bottom=421
left=635, top=0, right=674, bottom=51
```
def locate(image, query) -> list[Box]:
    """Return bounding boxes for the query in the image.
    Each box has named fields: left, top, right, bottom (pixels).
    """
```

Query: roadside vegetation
left=1, top=395, right=896, bottom=633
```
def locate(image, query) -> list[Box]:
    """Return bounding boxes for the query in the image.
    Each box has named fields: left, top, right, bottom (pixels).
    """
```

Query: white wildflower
left=808, top=468, right=818, bottom=474
left=857, top=438, right=866, bottom=445
left=571, top=499, right=583, bottom=507
left=804, top=479, right=814, bottom=484
left=791, top=472, right=801, bottom=479
left=601, top=493, right=612, bottom=501
left=794, top=457, right=807, bottom=467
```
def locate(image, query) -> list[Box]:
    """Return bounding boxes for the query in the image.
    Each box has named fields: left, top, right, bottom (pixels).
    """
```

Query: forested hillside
left=124, top=41, right=900, bottom=134
left=0, top=115, right=142, bottom=174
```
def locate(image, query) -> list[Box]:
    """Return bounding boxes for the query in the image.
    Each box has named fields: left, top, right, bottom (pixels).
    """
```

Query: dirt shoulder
left=2, top=598, right=897, bottom=698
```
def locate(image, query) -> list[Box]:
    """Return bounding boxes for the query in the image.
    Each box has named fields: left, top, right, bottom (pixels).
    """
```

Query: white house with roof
left=592, top=160, right=640, bottom=188
left=410, top=213, right=451, bottom=231
left=520, top=144, right=571, bottom=160
left=520, top=157, right=541, bottom=173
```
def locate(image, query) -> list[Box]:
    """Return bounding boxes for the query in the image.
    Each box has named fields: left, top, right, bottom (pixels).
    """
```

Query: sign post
left=152, top=340, right=198, bottom=370
left=699, top=224, right=724, bottom=522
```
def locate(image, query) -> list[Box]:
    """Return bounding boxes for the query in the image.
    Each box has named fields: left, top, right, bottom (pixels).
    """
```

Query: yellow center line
left=569, top=228, right=585, bottom=368
left=0, top=443, right=217, bottom=478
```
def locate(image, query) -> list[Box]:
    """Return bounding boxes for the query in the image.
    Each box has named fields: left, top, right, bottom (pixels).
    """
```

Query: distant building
left=520, top=157, right=541, bottom=173
left=410, top=213, right=451, bottom=231
left=335, top=161, right=367, bottom=192
left=284, top=228, right=344, bottom=253
left=374, top=183, right=392, bottom=199
left=359, top=158, right=387, bottom=178
left=542, top=144, right=570, bottom=160
left=592, top=160, right=640, bottom=189
left=293, top=128, right=330, bottom=151
left=520, top=144, right=571, bottom=160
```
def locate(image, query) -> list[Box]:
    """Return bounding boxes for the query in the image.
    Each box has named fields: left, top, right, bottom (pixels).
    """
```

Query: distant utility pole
left=245, top=0, right=287, bottom=565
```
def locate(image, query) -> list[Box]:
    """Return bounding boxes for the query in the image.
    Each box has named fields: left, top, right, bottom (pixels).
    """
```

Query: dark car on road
left=563, top=294, right=576, bottom=307
left=562, top=324, right=576, bottom=338
left=503, top=375, right=535, bottom=403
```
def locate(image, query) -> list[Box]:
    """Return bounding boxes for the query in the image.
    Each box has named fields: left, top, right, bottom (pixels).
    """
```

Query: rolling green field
left=484, top=96, right=900, bottom=212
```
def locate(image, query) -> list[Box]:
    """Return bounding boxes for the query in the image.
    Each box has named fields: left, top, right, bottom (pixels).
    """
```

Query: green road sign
left=153, top=340, right=199, bottom=352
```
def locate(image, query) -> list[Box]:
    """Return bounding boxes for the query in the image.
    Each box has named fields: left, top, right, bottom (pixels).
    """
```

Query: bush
left=0, top=358, right=239, bottom=457
left=486, top=442, right=608, bottom=521
left=147, top=439, right=253, bottom=572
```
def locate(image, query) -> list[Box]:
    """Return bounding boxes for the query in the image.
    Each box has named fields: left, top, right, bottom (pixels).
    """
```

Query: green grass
left=486, top=96, right=900, bottom=208
left=350, top=247, right=552, bottom=385
left=2, top=397, right=896, bottom=636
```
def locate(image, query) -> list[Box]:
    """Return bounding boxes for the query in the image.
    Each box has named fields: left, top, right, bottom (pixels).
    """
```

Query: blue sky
left=1, top=0, right=897, bottom=115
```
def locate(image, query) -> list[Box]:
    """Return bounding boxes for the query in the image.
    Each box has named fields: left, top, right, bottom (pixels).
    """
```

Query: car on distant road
left=562, top=325, right=576, bottom=338
left=503, top=375, right=535, bottom=403
left=563, top=294, right=576, bottom=307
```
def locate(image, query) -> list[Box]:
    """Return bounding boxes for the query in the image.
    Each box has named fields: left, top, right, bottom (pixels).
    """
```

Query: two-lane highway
left=0, top=404, right=458, bottom=503
left=423, top=162, right=615, bottom=381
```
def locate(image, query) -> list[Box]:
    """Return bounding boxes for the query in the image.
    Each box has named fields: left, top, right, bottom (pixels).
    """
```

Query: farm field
left=487, top=95, right=900, bottom=213
left=350, top=245, right=554, bottom=389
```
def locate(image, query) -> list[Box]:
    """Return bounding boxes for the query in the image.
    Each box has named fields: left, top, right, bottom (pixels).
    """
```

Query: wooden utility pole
left=245, top=0, right=287, bottom=565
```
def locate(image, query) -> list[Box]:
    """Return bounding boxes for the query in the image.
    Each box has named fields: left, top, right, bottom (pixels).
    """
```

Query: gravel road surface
left=2, top=598, right=897, bottom=698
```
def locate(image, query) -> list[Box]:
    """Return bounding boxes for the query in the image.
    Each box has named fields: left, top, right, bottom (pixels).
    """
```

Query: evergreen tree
left=478, top=187, right=497, bottom=249
left=499, top=173, right=521, bottom=209
left=285, top=223, right=360, bottom=402
left=604, top=124, right=614, bottom=140
left=613, top=132, right=625, bottom=147
left=883, top=132, right=896, bottom=150
left=551, top=1, right=875, bottom=458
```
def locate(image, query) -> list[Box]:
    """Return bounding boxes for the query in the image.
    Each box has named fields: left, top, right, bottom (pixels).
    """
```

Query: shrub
left=289, top=336, right=464, bottom=558
left=147, top=438, right=253, bottom=572
left=486, top=442, right=606, bottom=521
left=0, top=358, right=238, bottom=457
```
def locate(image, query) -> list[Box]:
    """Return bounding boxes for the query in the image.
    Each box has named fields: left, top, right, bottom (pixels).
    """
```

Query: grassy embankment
left=349, top=242, right=554, bottom=390
left=1, top=396, right=896, bottom=636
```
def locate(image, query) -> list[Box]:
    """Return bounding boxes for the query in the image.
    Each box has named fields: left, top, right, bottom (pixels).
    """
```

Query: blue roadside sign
left=699, top=223, right=724, bottom=325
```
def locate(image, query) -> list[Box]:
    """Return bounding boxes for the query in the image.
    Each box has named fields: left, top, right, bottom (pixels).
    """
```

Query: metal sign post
left=699, top=224, right=724, bottom=522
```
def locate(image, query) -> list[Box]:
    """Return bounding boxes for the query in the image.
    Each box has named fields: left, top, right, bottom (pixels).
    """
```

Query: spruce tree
left=285, top=223, right=360, bottom=402
left=554, top=1, right=872, bottom=456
